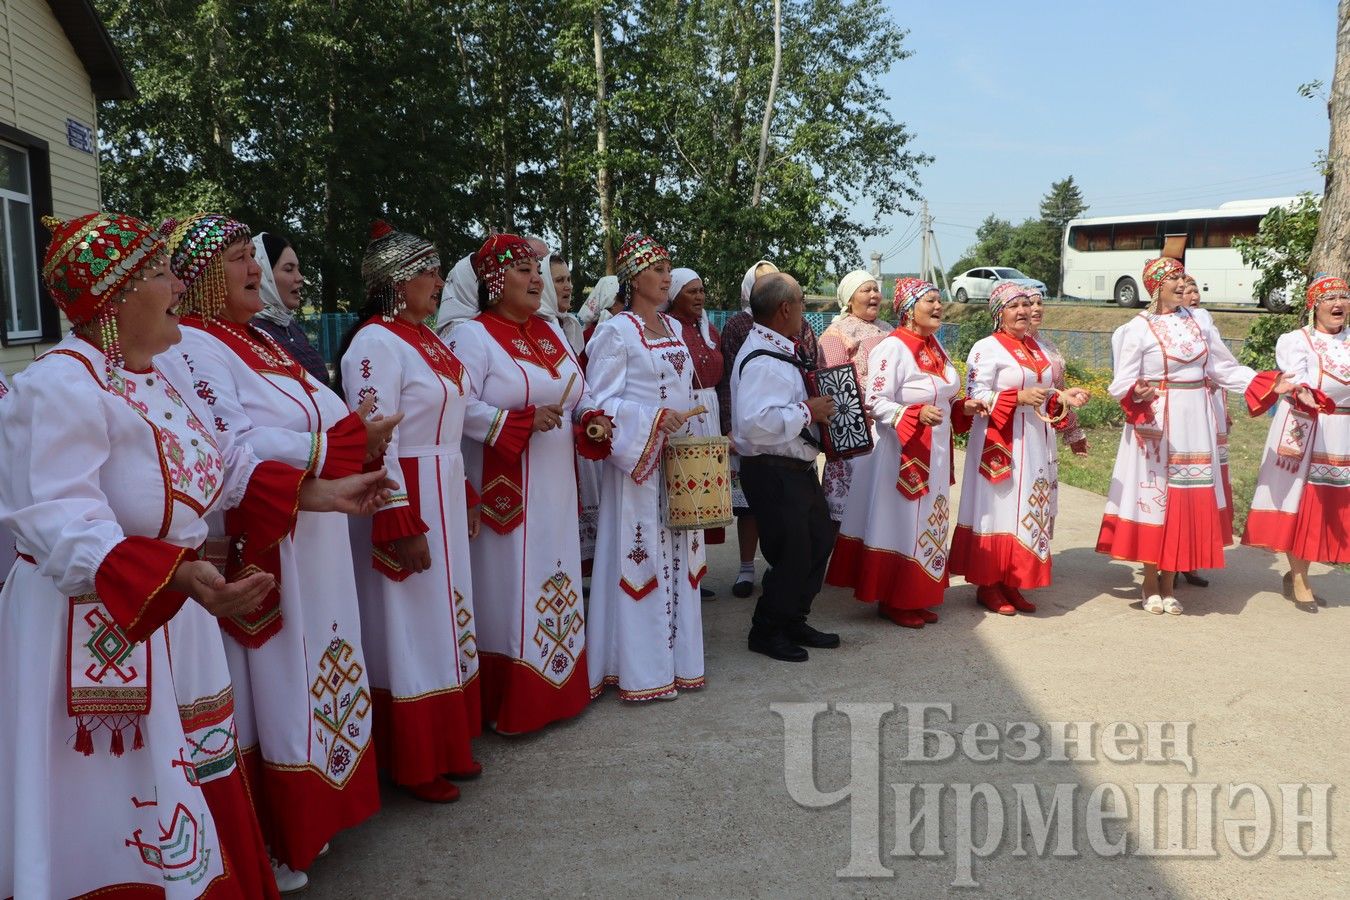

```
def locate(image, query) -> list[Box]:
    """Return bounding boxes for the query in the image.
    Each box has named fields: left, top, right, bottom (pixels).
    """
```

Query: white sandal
left=1162, top=596, right=1183, bottom=616
left=1143, top=594, right=1164, bottom=615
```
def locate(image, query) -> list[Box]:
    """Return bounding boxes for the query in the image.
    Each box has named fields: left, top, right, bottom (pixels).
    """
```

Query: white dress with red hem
left=584, top=312, right=706, bottom=701
left=950, top=333, right=1059, bottom=589
left=448, top=312, right=594, bottom=733
left=177, top=321, right=378, bottom=871
left=1096, top=308, right=1264, bottom=571
left=828, top=329, right=965, bottom=608
left=0, top=336, right=286, bottom=899
left=340, top=319, right=481, bottom=786
left=1243, top=326, right=1350, bottom=562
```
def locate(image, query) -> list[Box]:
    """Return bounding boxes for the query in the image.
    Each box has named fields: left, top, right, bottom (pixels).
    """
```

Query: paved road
left=309, top=464, right=1349, bottom=898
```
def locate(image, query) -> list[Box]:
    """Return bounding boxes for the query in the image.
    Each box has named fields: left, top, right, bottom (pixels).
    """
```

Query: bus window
left=1111, top=220, right=1160, bottom=251
left=1203, top=216, right=1262, bottom=248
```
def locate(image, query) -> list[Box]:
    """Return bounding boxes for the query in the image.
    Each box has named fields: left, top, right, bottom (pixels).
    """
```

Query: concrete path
left=310, top=462, right=1349, bottom=898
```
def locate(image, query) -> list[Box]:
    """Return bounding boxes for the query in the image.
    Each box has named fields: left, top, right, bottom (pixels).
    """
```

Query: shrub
left=1239, top=311, right=1301, bottom=370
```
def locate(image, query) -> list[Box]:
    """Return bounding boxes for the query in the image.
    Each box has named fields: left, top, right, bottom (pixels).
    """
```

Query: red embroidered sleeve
left=491, top=407, right=535, bottom=459
left=987, top=389, right=1020, bottom=429
left=894, top=405, right=925, bottom=445
left=1292, top=385, right=1336, bottom=416
left=1119, top=390, right=1153, bottom=425
left=1244, top=370, right=1282, bottom=416
left=94, top=537, right=193, bottom=642
left=949, top=395, right=975, bottom=435
left=372, top=505, right=428, bottom=544
left=224, top=460, right=305, bottom=551
left=576, top=408, right=614, bottom=461
left=319, top=411, right=367, bottom=478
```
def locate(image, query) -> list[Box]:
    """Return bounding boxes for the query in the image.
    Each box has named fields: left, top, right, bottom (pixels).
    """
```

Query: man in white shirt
left=731, top=273, right=838, bottom=662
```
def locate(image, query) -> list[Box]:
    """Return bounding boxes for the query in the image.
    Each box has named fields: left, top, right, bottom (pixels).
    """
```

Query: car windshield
left=993, top=268, right=1028, bottom=279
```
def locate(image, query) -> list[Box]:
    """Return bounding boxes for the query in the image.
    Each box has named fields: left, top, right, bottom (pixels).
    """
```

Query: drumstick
left=682, top=405, right=708, bottom=419
left=559, top=372, right=578, bottom=407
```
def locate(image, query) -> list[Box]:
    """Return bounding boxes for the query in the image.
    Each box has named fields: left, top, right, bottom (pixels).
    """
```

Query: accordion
left=806, top=363, right=874, bottom=460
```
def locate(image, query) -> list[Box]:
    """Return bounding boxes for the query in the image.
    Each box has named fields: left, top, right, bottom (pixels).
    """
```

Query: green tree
left=1037, top=176, right=1087, bottom=293
left=1232, top=192, right=1321, bottom=311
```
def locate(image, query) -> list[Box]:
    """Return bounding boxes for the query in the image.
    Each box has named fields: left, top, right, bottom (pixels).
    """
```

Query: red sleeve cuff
left=576, top=408, right=613, bottom=461
left=988, top=389, right=1019, bottom=429
left=94, top=537, right=192, bottom=642
left=225, top=460, right=305, bottom=552
left=1120, top=390, right=1153, bottom=425
left=1245, top=370, right=1281, bottom=416
left=895, top=405, right=924, bottom=445
left=465, top=480, right=480, bottom=507
left=372, top=504, right=429, bottom=544
left=949, top=396, right=975, bottom=435
left=1293, top=385, right=1336, bottom=415
left=492, top=407, right=535, bottom=459
left=319, top=412, right=367, bottom=478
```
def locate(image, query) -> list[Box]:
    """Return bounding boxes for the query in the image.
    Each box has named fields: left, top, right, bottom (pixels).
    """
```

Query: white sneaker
left=1143, top=594, right=1164, bottom=615
left=272, top=860, right=309, bottom=895
left=1162, top=596, right=1183, bottom=616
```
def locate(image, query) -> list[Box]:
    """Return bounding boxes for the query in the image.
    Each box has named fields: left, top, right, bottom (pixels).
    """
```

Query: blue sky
left=868, top=0, right=1334, bottom=273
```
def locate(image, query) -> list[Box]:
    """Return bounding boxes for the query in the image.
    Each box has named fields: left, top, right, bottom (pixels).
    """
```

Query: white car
left=951, top=267, right=1048, bottom=303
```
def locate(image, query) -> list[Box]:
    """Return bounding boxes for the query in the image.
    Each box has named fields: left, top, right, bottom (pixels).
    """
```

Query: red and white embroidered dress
left=341, top=318, right=481, bottom=785
left=950, top=333, right=1060, bottom=588
left=828, top=328, right=971, bottom=609
left=0, top=337, right=298, bottom=898
left=1097, top=308, right=1276, bottom=570
left=1244, top=326, right=1350, bottom=561
left=450, top=311, right=605, bottom=732
left=178, top=318, right=377, bottom=870
left=585, top=312, right=706, bottom=700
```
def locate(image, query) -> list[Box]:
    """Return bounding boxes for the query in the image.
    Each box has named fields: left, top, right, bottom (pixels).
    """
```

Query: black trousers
left=738, top=455, right=834, bottom=638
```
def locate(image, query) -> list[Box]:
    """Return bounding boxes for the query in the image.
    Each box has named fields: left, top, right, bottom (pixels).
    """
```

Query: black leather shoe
left=787, top=623, right=841, bottom=648
left=731, top=578, right=754, bottom=598
left=748, top=633, right=808, bottom=662
left=700, top=586, right=716, bottom=600
left=1181, top=571, right=1209, bottom=587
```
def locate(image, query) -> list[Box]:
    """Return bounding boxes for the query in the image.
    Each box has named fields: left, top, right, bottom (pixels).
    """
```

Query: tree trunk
left=593, top=6, right=615, bottom=274
left=1311, top=0, right=1350, bottom=276
left=750, top=0, right=781, bottom=208
left=320, top=0, right=340, bottom=313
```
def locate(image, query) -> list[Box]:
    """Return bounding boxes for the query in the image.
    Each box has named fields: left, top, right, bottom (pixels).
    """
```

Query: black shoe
left=700, top=586, right=716, bottom=600
left=731, top=577, right=754, bottom=598
left=748, top=633, right=809, bottom=662
left=1181, top=571, right=1209, bottom=588
left=787, top=623, right=840, bottom=648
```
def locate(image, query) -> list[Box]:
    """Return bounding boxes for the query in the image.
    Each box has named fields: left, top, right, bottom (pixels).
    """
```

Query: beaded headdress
left=1306, top=274, right=1349, bottom=325
left=892, top=276, right=938, bottom=324
left=988, top=281, right=1032, bottom=330
left=363, top=220, right=440, bottom=319
left=615, top=232, right=669, bottom=284
left=471, top=233, right=535, bottom=302
left=1142, top=257, right=1185, bottom=306
left=164, top=213, right=252, bottom=320
left=41, top=211, right=170, bottom=371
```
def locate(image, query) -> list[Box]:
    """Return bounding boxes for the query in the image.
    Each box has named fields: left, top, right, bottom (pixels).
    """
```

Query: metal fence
left=300, top=311, right=1245, bottom=373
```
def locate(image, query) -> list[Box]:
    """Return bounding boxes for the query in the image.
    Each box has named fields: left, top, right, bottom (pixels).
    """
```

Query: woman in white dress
left=0, top=211, right=388, bottom=899
left=1096, top=257, right=1295, bottom=614
left=1243, top=275, right=1350, bottom=605
left=586, top=233, right=706, bottom=701
left=829, top=278, right=979, bottom=627
left=449, top=233, right=611, bottom=734
left=169, top=213, right=390, bottom=879
left=338, top=221, right=483, bottom=804
left=950, top=282, right=1090, bottom=616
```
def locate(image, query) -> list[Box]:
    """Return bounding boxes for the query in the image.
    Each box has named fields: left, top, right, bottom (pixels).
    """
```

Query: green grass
left=1056, top=397, right=1268, bottom=533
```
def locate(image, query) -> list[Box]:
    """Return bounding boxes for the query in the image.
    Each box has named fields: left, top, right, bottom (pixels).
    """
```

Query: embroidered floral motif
left=194, top=380, right=217, bottom=406
left=309, top=636, right=371, bottom=787
left=533, top=566, right=584, bottom=683
left=662, top=349, right=688, bottom=377
left=357, top=386, right=378, bottom=414
left=627, top=524, right=650, bottom=566
left=360, top=358, right=372, bottom=379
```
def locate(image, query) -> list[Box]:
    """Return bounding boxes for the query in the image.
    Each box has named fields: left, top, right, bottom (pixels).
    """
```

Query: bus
left=1060, top=197, right=1298, bottom=308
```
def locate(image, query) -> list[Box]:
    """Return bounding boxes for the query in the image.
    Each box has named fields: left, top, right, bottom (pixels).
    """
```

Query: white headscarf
left=663, top=267, right=715, bottom=349
left=538, top=254, right=587, bottom=353
left=579, top=275, right=620, bottom=327
left=253, top=233, right=293, bottom=327
left=435, top=254, right=479, bottom=338
left=740, top=259, right=779, bottom=312
left=835, top=269, right=879, bottom=312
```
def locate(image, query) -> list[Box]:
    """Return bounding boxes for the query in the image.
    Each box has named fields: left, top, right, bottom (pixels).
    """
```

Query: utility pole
left=869, top=250, right=882, bottom=279
left=919, top=200, right=952, bottom=299
left=919, top=200, right=931, bottom=281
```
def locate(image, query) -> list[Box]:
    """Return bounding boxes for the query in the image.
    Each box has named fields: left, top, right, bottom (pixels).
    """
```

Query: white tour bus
left=1061, top=197, right=1297, bottom=308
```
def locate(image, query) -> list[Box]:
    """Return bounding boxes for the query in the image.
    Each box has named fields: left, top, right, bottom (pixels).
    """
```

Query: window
left=1202, top=216, right=1262, bottom=248
left=1069, top=224, right=1113, bottom=252
left=1110, top=220, right=1160, bottom=251
left=993, top=268, right=1027, bottom=279
left=0, top=142, right=41, bottom=342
